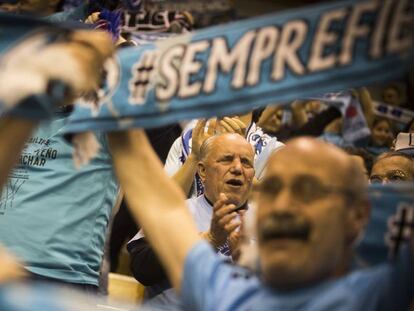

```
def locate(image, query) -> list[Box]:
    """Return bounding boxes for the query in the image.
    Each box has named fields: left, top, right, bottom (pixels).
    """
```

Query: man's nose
left=271, top=186, right=298, bottom=213
left=381, top=178, right=390, bottom=185
left=230, top=158, right=242, bottom=174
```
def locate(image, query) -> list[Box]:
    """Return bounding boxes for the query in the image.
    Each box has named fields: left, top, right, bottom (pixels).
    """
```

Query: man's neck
left=333, top=248, right=354, bottom=277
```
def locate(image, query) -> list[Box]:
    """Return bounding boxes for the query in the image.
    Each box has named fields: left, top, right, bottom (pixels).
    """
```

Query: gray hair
left=198, top=133, right=245, bottom=162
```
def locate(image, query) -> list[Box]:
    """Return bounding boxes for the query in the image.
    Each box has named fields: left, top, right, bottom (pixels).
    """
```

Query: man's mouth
left=226, top=179, right=244, bottom=187
left=258, top=213, right=311, bottom=243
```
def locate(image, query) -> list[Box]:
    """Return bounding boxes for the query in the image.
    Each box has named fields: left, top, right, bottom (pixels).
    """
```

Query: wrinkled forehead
left=265, top=144, right=348, bottom=184
left=372, top=156, right=414, bottom=176
left=209, top=135, right=254, bottom=157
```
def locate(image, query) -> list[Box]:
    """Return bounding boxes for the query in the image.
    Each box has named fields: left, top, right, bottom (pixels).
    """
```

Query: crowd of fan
left=0, top=1, right=413, bottom=311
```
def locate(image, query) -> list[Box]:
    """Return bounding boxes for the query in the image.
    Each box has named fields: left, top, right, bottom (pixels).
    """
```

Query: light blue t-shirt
left=182, top=241, right=414, bottom=311
left=0, top=113, right=118, bottom=286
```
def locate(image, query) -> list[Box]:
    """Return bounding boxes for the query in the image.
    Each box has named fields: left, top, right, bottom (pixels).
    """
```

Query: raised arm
left=291, top=100, right=309, bottom=128
left=0, top=117, right=38, bottom=196
left=0, top=30, right=113, bottom=190
left=169, top=119, right=214, bottom=196
left=357, top=87, right=375, bottom=128
left=0, top=245, right=26, bottom=284
left=108, top=130, right=201, bottom=291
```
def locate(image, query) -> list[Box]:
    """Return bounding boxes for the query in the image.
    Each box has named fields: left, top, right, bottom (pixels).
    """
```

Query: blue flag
left=357, top=183, right=414, bottom=266
left=62, top=0, right=414, bottom=133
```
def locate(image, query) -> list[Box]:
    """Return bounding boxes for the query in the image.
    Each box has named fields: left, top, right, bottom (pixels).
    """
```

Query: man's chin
left=261, top=255, right=310, bottom=291
left=264, top=272, right=309, bottom=291
left=222, top=193, right=244, bottom=208
left=260, top=241, right=308, bottom=271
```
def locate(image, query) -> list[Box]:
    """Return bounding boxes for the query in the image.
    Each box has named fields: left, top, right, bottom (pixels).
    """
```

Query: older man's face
left=370, top=156, right=414, bottom=184
left=199, top=134, right=255, bottom=207
left=255, top=139, right=362, bottom=290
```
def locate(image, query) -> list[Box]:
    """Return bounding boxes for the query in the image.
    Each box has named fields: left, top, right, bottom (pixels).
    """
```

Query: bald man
left=109, top=131, right=414, bottom=311
left=128, top=133, right=254, bottom=306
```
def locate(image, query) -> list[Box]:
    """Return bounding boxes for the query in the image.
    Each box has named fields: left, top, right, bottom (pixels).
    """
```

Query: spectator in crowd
left=128, top=133, right=254, bottom=308
left=369, top=151, right=414, bottom=184
left=382, top=84, right=404, bottom=107
left=371, top=118, right=395, bottom=148
left=0, top=29, right=117, bottom=292
left=165, top=110, right=284, bottom=198
left=258, top=101, right=341, bottom=142
left=364, top=118, right=395, bottom=156
left=109, top=131, right=413, bottom=310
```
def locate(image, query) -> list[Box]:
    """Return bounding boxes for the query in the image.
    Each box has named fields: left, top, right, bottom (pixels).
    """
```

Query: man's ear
left=346, top=198, right=371, bottom=246
left=197, top=161, right=207, bottom=183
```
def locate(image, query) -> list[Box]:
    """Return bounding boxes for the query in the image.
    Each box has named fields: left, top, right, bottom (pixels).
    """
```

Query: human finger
left=225, top=220, right=242, bottom=234
left=231, top=117, right=247, bottom=130
left=223, top=117, right=244, bottom=134
left=219, top=119, right=235, bottom=133
left=215, top=203, right=237, bottom=218
left=85, top=12, right=100, bottom=24
left=237, top=210, right=246, bottom=219
left=47, top=31, right=114, bottom=94
left=193, top=119, right=206, bottom=140
left=229, top=230, right=241, bottom=242
left=213, top=193, right=229, bottom=212
left=218, top=212, right=238, bottom=227
left=206, top=118, right=217, bottom=136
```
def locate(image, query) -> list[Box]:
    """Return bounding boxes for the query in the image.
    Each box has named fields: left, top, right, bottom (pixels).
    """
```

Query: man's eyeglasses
left=255, top=175, right=355, bottom=203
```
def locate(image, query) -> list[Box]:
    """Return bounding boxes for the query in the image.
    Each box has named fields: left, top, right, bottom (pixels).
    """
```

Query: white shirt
left=129, top=195, right=234, bottom=257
